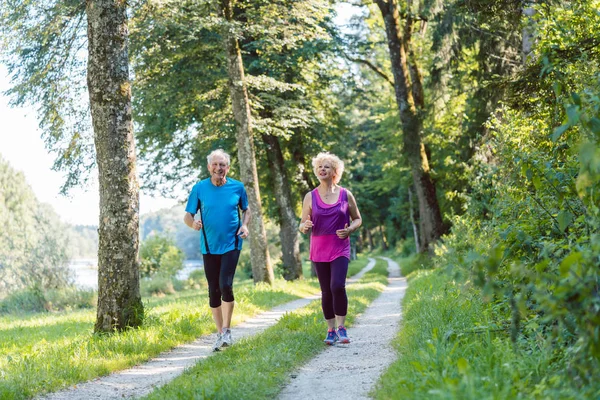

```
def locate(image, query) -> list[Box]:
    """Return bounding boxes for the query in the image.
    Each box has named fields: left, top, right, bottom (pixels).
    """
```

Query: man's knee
left=208, top=287, right=222, bottom=308
left=221, top=285, right=234, bottom=303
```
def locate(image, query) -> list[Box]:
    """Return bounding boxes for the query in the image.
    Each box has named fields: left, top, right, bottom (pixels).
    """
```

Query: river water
left=68, top=259, right=204, bottom=290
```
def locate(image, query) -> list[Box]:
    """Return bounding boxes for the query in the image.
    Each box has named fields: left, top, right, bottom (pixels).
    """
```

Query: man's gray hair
left=207, top=149, right=231, bottom=165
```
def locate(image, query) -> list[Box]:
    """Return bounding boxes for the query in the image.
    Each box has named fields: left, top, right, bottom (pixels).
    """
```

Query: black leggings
left=202, top=249, right=240, bottom=308
left=313, top=257, right=349, bottom=320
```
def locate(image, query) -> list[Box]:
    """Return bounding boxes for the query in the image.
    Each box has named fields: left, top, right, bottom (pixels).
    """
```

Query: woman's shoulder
left=303, top=189, right=317, bottom=202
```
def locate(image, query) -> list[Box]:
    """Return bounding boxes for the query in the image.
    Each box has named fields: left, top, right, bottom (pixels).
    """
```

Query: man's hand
left=237, top=224, right=249, bottom=239
left=192, top=219, right=203, bottom=231
left=336, top=223, right=350, bottom=239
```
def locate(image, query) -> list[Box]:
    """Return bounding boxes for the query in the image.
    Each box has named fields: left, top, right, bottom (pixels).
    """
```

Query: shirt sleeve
left=239, top=184, right=249, bottom=211
left=185, top=183, right=200, bottom=215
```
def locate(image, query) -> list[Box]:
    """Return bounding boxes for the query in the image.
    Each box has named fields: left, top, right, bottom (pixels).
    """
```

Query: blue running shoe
left=324, top=329, right=339, bottom=345
left=337, top=325, right=350, bottom=344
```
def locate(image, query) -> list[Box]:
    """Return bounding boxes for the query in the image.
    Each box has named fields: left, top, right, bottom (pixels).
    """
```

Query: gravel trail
left=37, top=258, right=378, bottom=400
left=277, top=257, right=407, bottom=400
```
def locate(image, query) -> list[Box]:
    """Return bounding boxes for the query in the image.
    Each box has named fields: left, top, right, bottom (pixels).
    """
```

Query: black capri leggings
left=202, top=249, right=241, bottom=308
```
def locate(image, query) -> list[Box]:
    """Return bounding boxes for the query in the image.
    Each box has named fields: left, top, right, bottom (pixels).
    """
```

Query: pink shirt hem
left=310, top=234, right=350, bottom=262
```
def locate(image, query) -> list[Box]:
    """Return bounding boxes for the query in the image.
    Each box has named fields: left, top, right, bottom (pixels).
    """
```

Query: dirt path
left=277, top=257, right=407, bottom=400
left=37, top=258, right=378, bottom=400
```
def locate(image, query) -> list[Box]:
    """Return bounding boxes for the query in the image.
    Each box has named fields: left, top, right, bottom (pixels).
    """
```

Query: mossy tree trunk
left=87, top=0, right=143, bottom=332
left=375, top=0, right=444, bottom=252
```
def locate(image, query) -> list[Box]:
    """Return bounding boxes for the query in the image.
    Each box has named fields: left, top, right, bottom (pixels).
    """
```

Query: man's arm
left=184, top=212, right=202, bottom=231
left=237, top=207, right=251, bottom=238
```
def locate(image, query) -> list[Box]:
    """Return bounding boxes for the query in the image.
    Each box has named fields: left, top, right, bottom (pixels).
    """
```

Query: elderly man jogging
left=184, top=149, right=250, bottom=351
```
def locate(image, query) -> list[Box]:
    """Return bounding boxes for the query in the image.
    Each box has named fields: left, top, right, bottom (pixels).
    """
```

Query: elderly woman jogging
left=299, top=152, right=362, bottom=345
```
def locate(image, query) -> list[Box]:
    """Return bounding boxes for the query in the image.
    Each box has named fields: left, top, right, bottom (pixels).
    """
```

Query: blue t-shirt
left=185, top=178, right=249, bottom=255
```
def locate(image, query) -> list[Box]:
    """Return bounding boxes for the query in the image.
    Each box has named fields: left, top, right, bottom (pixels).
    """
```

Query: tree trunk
left=522, top=5, right=536, bottom=65
left=290, top=132, right=316, bottom=193
left=262, top=134, right=302, bottom=280
left=218, top=0, right=274, bottom=284
left=408, top=186, right=420, bottom=253
left=87, top=0, right=143, bottom=332
left=375, top=0, right=444, bottom=252
left=379, top=225, right=388, bottom=250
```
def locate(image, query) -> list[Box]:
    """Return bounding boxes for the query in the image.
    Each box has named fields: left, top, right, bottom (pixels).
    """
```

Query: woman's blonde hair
left=312, top=152, right=344, bottom=184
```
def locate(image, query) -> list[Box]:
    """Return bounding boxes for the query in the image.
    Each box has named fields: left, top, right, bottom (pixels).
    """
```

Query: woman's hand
left=300, top=215, right=313, bottom=234
left=336, top=223, right=351, bottom=239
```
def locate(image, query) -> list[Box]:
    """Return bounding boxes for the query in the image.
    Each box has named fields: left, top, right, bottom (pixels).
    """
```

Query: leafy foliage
left=139, top=234, right=185, bottom=278
left=434, top=0, right=600, bottom=384
left=0, top=156, right=72, bottom=295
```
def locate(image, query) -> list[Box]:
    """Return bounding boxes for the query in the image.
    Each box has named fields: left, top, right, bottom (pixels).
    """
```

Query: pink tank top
left=309, top=187, right=351, bottom=262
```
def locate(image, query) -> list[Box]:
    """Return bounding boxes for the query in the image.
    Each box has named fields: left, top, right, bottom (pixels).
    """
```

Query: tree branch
left=342, top=52, right=394, bottom=88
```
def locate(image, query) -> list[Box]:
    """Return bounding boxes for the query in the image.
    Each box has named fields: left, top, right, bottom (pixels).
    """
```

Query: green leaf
left=559, top=252, right=582, bottom=277
left=532, top=175, right=542, bottom=190
left=553, top=81, right=562, bottom=96
left=457, top=358, right=468, bottom=374
left=571, top=92, right=581, bottom=106
left=557, top=210, right=573, bottom=232
left=589, top=117, right=600, bottom=135
left=566, top=105, right=580, bottom=124
left=551, top=124, right=569, bottom=142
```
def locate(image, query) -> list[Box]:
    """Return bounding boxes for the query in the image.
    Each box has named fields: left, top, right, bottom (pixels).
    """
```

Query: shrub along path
left=38, top=258, right=379, bottom=400
left=277, top=257, right=407, bottom=400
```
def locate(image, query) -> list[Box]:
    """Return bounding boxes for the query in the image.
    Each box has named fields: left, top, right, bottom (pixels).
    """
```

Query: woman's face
left=208, top=156, right=229, bottom=180
left=316, top=161, right=335, bottom=181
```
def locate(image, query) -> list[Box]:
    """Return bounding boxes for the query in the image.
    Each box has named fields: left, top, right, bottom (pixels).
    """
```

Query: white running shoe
left=222, top=328, right=233, bottom=347
left=213, top=333, right=224, bottom=352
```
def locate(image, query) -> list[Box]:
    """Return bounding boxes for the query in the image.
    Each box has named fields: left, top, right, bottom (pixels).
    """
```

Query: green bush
left=0, top=286, right=46, bottom=313
left=0, top=286, right=96, bottom=314
left=140, top=275, right=176, bottom=297
left=139, top=234, right=185, bottom=278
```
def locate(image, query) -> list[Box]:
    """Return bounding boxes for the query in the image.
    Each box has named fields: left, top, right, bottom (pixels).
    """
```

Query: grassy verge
left=372, top=264, right=600, bottom=399
left=143, top=256, right=388, bottom=399
left=0, top=273, right=322, bottom=399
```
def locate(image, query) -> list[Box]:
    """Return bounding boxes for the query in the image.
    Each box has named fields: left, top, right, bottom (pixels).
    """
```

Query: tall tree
left=129, top=0, right=338, bottom=278
left=87, top=0, right=144, bottom=331
left=0, top=0, right=144, bottom=330
left=217, top=0, right=274, bottom=284
left=373, top=0, right=444, bottom=252
left=262, top=134, right=302, bottom=279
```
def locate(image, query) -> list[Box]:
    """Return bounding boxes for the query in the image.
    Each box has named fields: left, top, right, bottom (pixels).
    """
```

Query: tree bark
left=379, top=225, right=388, bottom=250
left=290, top=132, right=316, bottom=193
left=408, top=186, right=420, bottom=253
left=375, top=0, right=444, bottom=252
left=522, top=5, right=536, bottom=65
left=87, top=0, right=143, bottom=332
left=218, top=0, right=274, bottom=284
left=262, top=134, right=302, bottom=280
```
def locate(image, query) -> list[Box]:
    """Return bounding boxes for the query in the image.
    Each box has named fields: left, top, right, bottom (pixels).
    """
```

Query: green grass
left=372, top=266, right=600, bottom=399
left=143, top=257, right=389, bottom=399
left=0, top=274, right=322, bottom=400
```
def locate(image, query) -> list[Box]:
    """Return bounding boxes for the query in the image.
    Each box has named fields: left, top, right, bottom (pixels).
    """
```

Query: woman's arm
left=298, top=192, right=313, bottom=234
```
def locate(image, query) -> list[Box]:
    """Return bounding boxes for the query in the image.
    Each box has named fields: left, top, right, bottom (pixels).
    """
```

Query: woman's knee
left=331, top=283, right=346, bottom=296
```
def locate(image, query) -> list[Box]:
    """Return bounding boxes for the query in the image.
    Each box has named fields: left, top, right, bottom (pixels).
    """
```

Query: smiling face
left=316, top=161, right=334, bottom=181
left=312, top=152, right=344, bottom=184
left=208, top=155, right=229, bottom=182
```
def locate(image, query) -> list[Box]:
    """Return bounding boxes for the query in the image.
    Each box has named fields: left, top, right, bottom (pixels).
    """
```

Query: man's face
left=208, top=156, right=229, bottom=179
